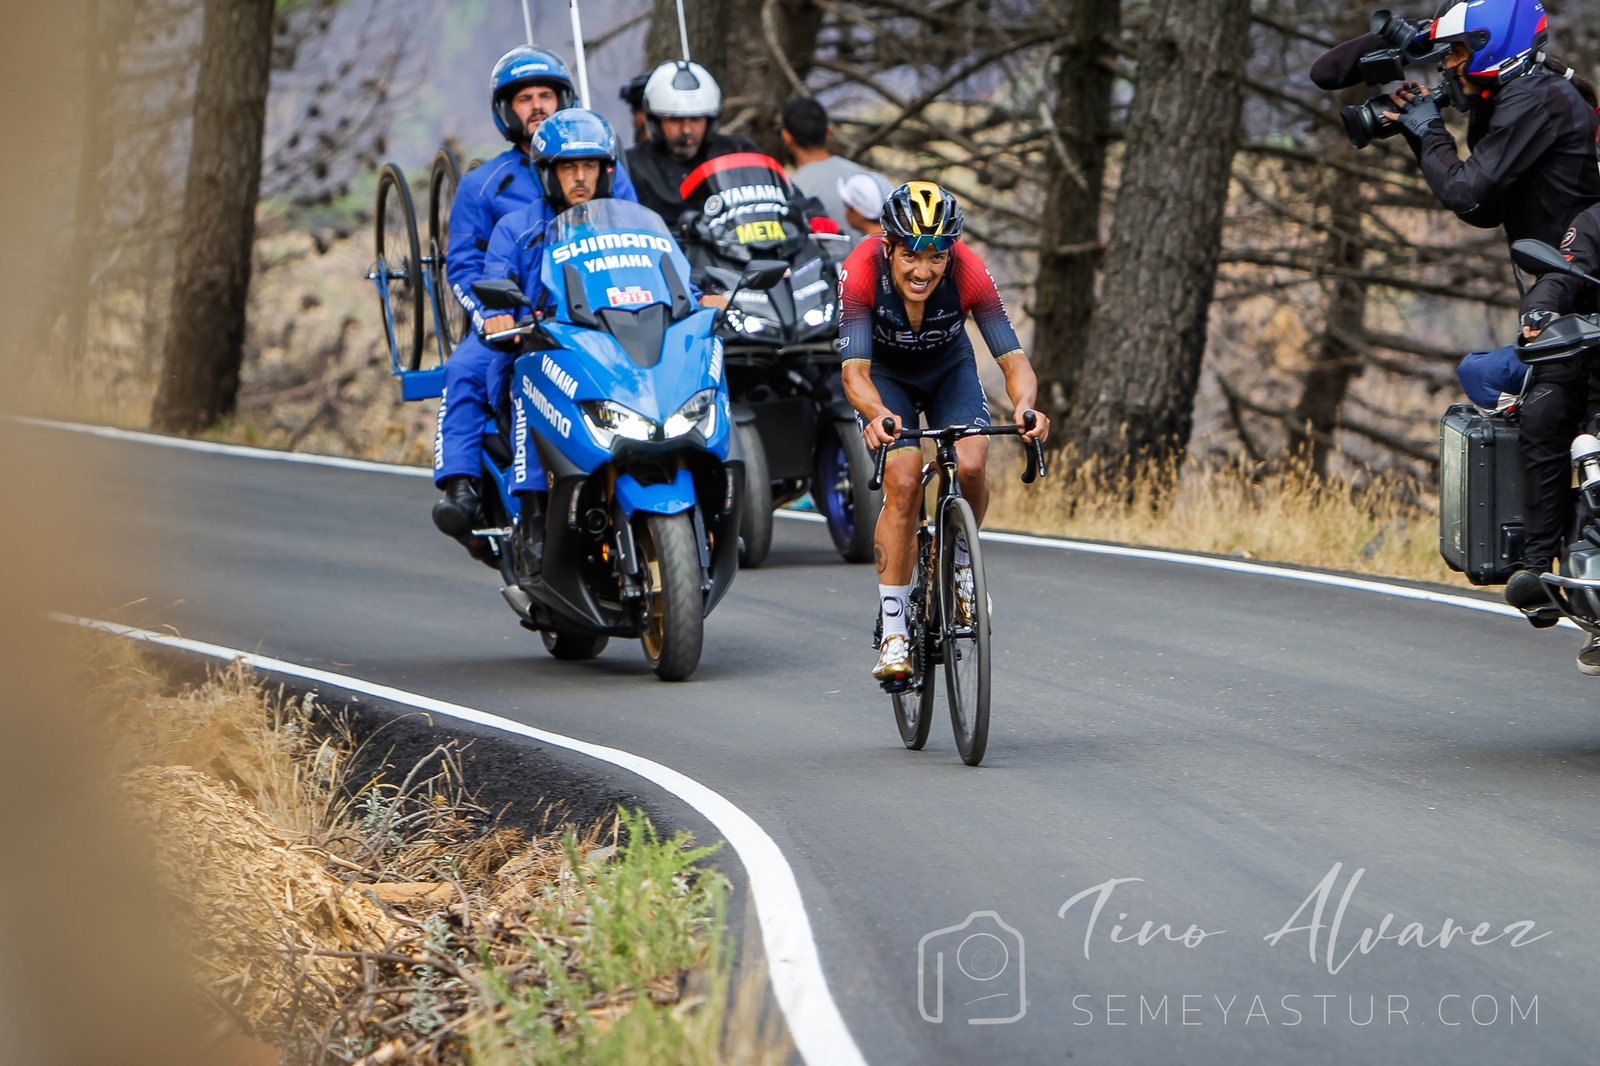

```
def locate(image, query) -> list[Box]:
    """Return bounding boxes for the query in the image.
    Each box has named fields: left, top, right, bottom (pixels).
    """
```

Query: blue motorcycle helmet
left=490, top=46, right=577, bottom=144
left=1429, top=0, right=1548, bottom=86
left=531, top=109, right=619, bottom=207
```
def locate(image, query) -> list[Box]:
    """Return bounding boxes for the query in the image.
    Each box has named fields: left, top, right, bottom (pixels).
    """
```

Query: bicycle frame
left=368, top=243, right=456, bottom=401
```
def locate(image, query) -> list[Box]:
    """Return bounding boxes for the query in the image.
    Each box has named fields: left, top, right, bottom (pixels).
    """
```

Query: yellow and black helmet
left=881, top=181, right=964, bottom=252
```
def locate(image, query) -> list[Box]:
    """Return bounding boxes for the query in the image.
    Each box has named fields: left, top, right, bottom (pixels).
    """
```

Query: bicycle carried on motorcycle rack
left=867, top=414, right=1046, bottom=766
left=367, top=147, right=480, bottom=399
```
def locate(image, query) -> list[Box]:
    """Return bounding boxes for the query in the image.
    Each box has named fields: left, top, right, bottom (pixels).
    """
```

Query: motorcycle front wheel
left=815, top=419, right=881, bottom=564
left=638, top=512, right=705, bottom=681
left=737, top=422, right=773, bottom=568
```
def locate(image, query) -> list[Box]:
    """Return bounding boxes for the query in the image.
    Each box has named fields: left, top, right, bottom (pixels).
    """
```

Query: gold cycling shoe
left=873, top=635, right=913, bottom=681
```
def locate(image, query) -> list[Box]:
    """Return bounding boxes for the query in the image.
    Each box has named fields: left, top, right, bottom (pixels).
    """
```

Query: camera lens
left=1340, top=94, right=1402, bottom=150
left=955, top=933, right=1009, bottom=981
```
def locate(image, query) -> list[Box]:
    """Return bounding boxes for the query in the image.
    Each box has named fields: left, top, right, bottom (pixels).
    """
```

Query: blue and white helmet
left=490, top=46, right=576, bottom=143
left=1430, top=0, right=1548, bottom=85
left=531, top=109, right=618, bottom=206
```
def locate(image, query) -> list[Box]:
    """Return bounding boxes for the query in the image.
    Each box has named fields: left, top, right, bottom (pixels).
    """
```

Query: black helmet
left=880, top=181, right=964, bottom=251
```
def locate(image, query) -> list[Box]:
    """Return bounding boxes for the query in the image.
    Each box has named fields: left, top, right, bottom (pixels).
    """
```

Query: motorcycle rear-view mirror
left=1511, top=239, right=1600, bottom=286
left=471, top=278, right=531, bottom=311
left=739, top=259, right=789, bottom=291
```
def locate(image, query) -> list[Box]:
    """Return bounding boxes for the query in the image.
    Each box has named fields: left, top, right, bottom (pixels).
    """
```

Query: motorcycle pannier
left=1438, top=403, right=1526, bottom=585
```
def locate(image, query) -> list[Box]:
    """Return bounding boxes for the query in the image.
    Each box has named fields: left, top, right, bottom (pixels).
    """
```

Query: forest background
left=19, top=0, right=1600, bottom=577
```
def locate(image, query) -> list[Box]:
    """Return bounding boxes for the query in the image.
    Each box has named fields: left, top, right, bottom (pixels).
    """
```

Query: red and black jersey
left=837, top=236, right=1021, bottom=371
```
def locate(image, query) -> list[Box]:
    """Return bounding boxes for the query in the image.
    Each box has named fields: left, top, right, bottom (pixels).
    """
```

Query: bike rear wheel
left=542, top=629, right=609, bottom=660
left=891, top=555, right=937, bottom=749
left=428, top=147, right=465, bottom=358
left=375, top=163, right=424, bottom=371
left=938, top=497, right=990, bottom=765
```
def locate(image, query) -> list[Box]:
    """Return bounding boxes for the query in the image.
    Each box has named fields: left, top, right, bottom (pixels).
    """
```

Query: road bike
left=867, top=414, right=1046, bottom=765
left=369, top=147, right=480, bottom=395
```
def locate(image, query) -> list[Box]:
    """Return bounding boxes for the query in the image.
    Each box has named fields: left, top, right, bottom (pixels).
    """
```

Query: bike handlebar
left=867, top=413, right=1048, bottom=491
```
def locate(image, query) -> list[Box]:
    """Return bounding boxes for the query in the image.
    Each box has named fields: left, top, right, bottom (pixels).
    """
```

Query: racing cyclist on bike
left=839, top=181, right=1050, bottom=682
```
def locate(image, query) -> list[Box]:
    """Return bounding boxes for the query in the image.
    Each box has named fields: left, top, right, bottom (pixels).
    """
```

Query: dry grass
left=985, top=445, right=1459, bottom=586
left=81, top=634, right=781, bottom=1064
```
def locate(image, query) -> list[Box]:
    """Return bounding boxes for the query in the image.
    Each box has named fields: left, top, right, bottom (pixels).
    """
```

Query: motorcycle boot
left=432, top=476, right=483, bottom=538
left=1578, top=633, right=1600, bottom=675
left=1505, top=567, right=1560, bottom=629
left=873, top=634, right=913, bottom=683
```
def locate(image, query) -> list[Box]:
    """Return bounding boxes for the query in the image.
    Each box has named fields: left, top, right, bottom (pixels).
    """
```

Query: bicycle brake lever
left=868, top=416, right=896, bottom=491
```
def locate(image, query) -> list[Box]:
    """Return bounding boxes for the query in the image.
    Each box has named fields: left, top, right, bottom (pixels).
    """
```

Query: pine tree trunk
left=1030, top=0, right=1119, bottom=422
left=1064, top=0, right=1252, bottom=481
left=150, top=0, right=274, bottom=434
left=647, top=0, right=823, bottom=157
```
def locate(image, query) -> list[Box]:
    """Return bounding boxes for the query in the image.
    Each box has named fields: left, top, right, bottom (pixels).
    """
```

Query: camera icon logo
left=917, top=911, right=1026, bottom=1025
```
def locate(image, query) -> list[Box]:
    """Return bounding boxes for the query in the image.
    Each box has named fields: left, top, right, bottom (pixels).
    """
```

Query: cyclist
left=432, top=46, right=638, bottom=549
left=839, top=181, right=1050, bottom=682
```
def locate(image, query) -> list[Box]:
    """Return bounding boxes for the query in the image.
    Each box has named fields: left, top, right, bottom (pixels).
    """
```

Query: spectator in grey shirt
left=780, top=96, right=884, bottom=241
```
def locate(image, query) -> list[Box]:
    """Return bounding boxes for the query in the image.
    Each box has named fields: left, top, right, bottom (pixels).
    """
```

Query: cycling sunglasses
left=900, top=233, right=957, bottom=253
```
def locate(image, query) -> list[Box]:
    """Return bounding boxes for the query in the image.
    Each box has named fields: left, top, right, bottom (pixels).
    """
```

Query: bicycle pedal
left=879, top=675, right=914, bottom=694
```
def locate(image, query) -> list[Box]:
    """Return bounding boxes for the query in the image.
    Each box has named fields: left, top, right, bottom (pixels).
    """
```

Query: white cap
left=838, top=171, right=894, bottom=220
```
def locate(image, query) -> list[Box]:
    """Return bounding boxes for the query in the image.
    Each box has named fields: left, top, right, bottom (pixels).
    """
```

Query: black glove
left=1397, top=94, right=1443, bottom=138
left=1521, top=309, right=1557, bottom=334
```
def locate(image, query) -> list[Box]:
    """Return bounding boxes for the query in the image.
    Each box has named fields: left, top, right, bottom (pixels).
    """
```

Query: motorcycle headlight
left=581, top=400, right=657, bottom=449
left=663, top=388, right=720, bottom=440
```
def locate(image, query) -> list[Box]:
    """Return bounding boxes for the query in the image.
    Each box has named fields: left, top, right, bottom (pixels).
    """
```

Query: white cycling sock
left=954, top=532, right=970, bottom=568
left=879, top=583, right=911, bottom=641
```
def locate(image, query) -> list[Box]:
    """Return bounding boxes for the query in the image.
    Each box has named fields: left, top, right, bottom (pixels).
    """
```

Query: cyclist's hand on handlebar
left=863, top=413, right=899, bottom=451
left=1016, top=407, right=1049, bottom=443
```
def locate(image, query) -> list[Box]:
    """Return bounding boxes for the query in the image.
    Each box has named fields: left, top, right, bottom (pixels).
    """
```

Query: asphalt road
left=49, top=423, right=1600, bottom=1065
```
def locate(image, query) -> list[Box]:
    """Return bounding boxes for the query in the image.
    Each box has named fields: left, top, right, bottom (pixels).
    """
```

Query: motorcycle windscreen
left=678, top=151, right=806, bottom=265
left=541, top=199, right=697, bottom=323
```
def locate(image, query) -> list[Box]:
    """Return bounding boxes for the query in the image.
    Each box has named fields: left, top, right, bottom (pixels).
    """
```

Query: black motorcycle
left=677, top=152, right=881, bottom=567
left=1501, top=239, right=1600, bottom=630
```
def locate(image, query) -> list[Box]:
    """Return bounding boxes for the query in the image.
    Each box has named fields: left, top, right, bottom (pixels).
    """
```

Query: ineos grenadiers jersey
left=837, top=236, right=1022, bottom=370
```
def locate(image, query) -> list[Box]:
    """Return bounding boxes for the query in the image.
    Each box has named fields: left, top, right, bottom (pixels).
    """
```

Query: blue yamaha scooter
left=469, top=199, right=786, bottom=680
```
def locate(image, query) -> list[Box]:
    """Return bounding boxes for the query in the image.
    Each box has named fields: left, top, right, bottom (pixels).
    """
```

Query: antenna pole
left=569, top=0, right=591, bottom=109
left=676, top=0, right=691, bottom=61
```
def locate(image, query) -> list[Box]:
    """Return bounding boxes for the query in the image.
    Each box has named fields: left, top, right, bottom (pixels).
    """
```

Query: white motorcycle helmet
left=642, top=60, right=722, bottom=142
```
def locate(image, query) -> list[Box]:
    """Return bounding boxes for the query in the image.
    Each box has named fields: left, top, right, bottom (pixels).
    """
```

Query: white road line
left=55, top=614, right=868, bottom=1066
left=25, top=418, right=1541, bottom=623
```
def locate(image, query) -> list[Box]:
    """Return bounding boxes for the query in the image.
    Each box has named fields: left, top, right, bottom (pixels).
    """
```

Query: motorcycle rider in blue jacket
left=476, top=110, right=722, bottom=547
left=431, top=47, right=638, bottom=550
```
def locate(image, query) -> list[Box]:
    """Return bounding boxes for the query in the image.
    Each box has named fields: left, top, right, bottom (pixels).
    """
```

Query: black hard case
left=1438, top=403, right=1526, bottom=585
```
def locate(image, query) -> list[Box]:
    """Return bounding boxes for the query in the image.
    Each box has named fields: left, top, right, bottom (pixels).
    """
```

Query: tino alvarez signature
left=1059, top=863, right=1550, bottom=974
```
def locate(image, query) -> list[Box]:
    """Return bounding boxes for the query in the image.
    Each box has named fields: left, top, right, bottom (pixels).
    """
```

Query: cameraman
left=1314, top=2, right=1600, bottom=624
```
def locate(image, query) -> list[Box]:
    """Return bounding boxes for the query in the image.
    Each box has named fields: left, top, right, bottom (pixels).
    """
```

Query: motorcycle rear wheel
left=638, top=512, right=705, bottom=681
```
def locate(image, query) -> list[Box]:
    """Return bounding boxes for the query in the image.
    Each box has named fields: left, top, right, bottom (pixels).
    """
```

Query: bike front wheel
left=428, top=147, right=465, bottom=357
left=375, top=163, right=424, bottom=371
left=938, top=497, right=990, bottom=765
left=638, top=512, right=705, bottom=681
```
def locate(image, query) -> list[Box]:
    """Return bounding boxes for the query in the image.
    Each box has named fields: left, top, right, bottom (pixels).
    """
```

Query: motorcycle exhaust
left=500, top=584, right=534, bottom=621
left=1572, top=433, right=1600, bottom=493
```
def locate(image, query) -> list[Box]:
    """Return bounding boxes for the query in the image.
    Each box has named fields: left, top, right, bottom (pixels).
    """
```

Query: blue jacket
left=446, top=147, right=638, bottom=328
